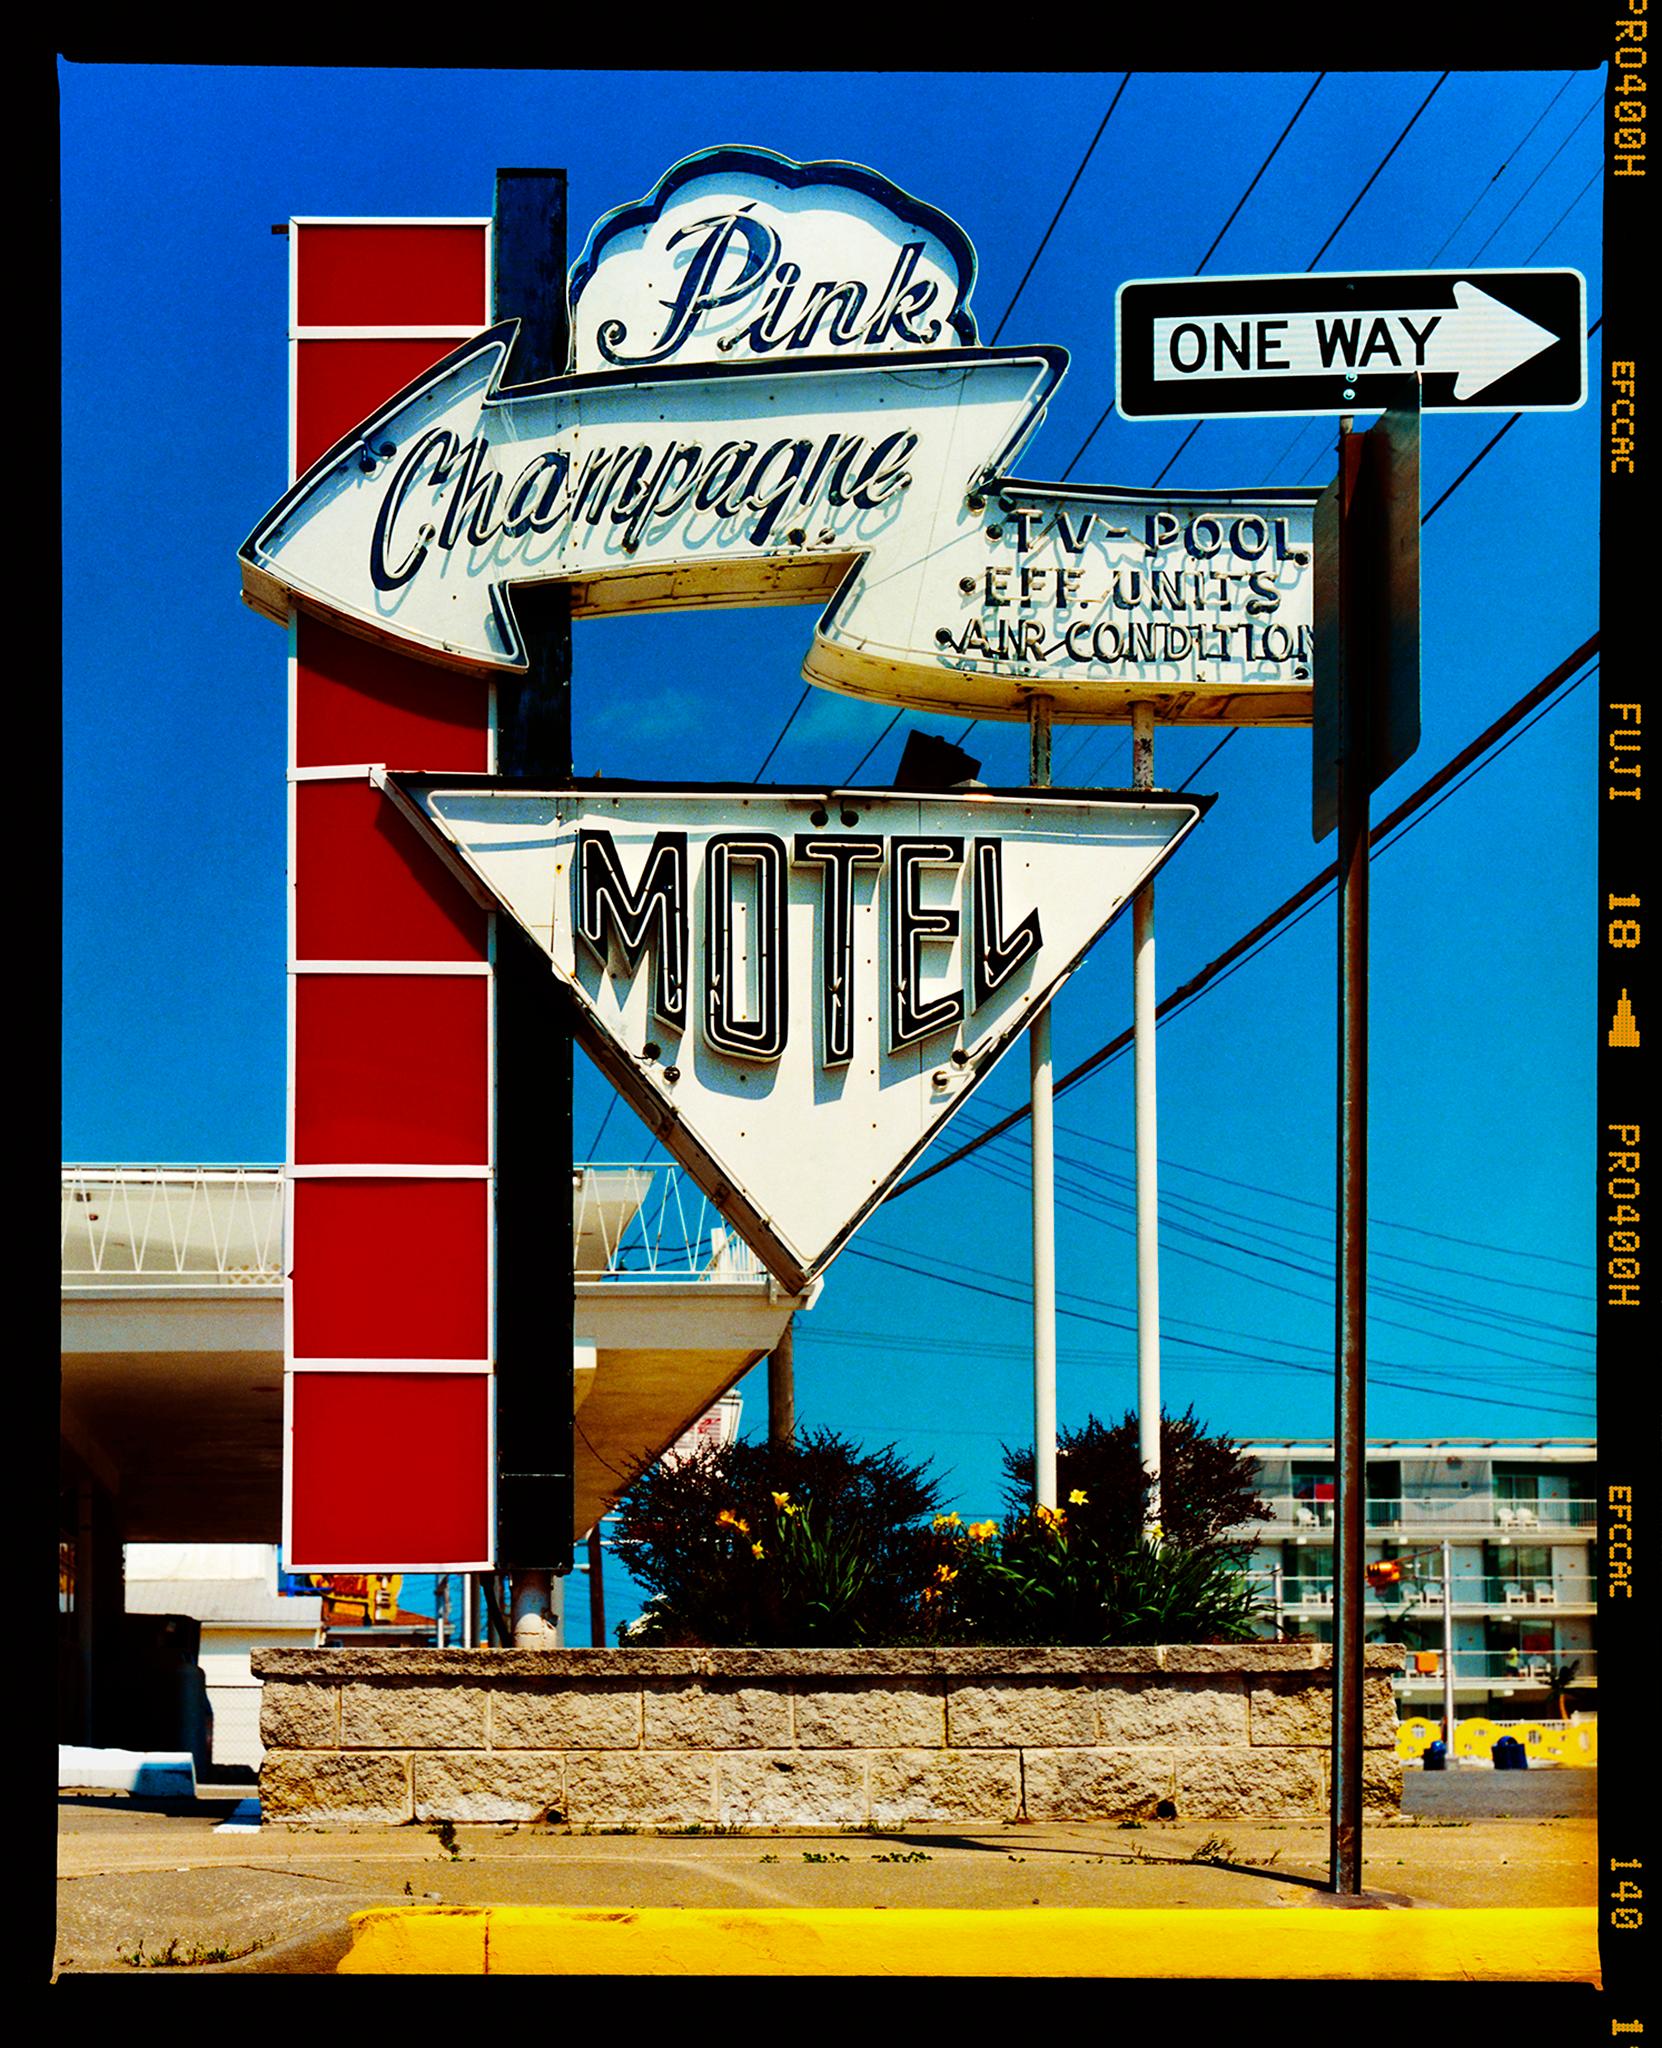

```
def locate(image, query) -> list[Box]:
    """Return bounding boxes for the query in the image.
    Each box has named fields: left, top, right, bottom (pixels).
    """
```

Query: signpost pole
left=1442, top=1535, right=1457, bottom=1748
left=1131, top=704, right=1162, bottom=1538
left=1029, top=696, right=1058, bottom=1513
left=1330, top=416, right=1369, bottom=1894
left=491, top=169, right=576, bottom=1645
left=768, top=1323, right=797, bottom=1446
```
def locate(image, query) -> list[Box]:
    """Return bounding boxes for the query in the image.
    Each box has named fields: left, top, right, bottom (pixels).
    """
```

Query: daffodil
left=716, top=1508, right=750, bottom=1535
left=771, top=1490, right=793, bottom=1509
left=932, top=1511, right=962, bottom=1529
left=1068, top=1488, right=1089, bottom=1506
left=968, top=1520, right=998, bottom=1542
left=751, top=1541, right=765, bottom=1559
left=933, top=1564, right=958, bottom=1584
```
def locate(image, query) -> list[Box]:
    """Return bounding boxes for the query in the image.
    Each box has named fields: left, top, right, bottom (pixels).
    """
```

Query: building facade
left=1238, top=1438, right=1596, bottom=1720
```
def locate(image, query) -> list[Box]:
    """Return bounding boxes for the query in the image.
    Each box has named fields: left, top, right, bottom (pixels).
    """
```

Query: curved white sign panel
left=379, top=778, right=1208, bottom=1292
left=240, top=147, right=1322, bottom=727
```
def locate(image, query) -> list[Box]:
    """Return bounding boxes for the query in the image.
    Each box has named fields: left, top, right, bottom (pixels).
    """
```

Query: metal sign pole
left=1131, top=704, right=1162, bottom=1537
left=1442, top=1535, right=1457, bottom=1748
left=1330, top=415, right=1369, bottom=1894
left=1029, top=696, right=1058, bottom=1512
left=491, top=169, right=576, bottom=1645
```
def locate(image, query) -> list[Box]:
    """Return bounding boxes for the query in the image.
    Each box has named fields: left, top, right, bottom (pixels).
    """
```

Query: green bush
left=610, top=1411, right=1266, bottom=1649
left=1000, top=1406, right=1270, bottom=1556
left=933, top=1504, right=1263, bottom=1646
left=612, top=1428, right=951, bottom=1647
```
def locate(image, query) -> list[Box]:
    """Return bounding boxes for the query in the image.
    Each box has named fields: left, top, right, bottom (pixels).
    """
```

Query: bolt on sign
left=379, top=779, right=1206, bottom=1294
left=240, top=146, right=1324, bottom=728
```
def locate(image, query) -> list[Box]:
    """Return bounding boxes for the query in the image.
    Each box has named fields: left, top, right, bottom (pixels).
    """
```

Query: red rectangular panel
left=295, top=617, right=489, bottom=771
left=289, top=1371, right=491, bottom=1566
left=295, top=224, right=487, bottom=329
left=295, top=780, right=488, bottom=962
left=290, top=1178, right=489, bottom=1360
left=294, top=975, right=488, bottom=1165
left=295, top=336, right=470, bottom=475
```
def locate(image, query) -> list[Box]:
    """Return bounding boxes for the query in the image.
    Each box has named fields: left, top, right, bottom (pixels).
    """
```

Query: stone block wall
left=252, top=1643, right=1404, bottom=1828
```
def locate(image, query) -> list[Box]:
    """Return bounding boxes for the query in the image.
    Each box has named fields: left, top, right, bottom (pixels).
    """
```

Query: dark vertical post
left=587, top=1523, right=607, bottom=1646
left=491, top=171, right=576, bottom=1598
left=768, top=1322, right=796, bottom=1446
left=1330, top=419, right=1369, bottom=1895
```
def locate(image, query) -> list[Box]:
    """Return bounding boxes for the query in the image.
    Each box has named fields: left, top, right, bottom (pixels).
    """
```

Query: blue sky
left=61, top=62, right=1604, bottom=1636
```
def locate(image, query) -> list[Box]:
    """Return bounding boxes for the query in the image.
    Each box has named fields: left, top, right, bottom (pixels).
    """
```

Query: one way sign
left=1116, top=268, right=1586, bottom=421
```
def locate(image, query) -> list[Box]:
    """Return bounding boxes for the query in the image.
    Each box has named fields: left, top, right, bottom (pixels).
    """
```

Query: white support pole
left=511, top=1566, right=559, bottom=1647
left=1442, top=1536, right=1457, bottom=1746
left=1029, top=696, right=1058, bottom=1513
left=1132, top=703, right=1162, bottom=1537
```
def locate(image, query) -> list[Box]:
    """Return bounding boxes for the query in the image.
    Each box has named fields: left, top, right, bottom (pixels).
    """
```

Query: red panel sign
left=290, top=1178, right=489, bottom=1360
left=293, top=973, right=489, bottom=1165
left=290, top=1372, right=491, bottom=1566
left=294, top=224, right=487, bottom=328
left=287, top=217, right=495, bottom=1572
left=295, top=779, right=488, bottom=963
left=296, top=337, right=475, bottom=474
left=295, top=617, right=489, bottom=773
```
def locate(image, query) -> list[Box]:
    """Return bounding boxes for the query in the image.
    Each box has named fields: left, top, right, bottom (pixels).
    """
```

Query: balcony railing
left=62, top=1167, right=285, bottom=1290
left=1270, top=1574, right=1595, bottom=1608
left=573, top=1163, right=764, bottom=1282
left=64, top=1162, right=765, bottom=1292
left=1257, top=1494, right=1596, bottom=1532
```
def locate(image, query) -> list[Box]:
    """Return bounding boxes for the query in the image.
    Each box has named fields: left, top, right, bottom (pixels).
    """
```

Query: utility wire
left=1427, top=72, right=1578, bottom=262
left=989, top=79, right=1131, bottom=346
left=1467, top=87, right=1603, bottom=262
left=890, top=632, right=1598, bottom=1196
left=1307, top=72, right=1450, bottom=268
left=1061, top=72, right=1327, bottom=482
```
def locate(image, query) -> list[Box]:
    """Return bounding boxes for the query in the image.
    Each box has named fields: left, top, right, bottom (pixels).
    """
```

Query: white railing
left=1270, top=1574, right=1595, bottom=1608
left=1257, top=1495, right=1597, bottom=1532
left=574, top=1163, right=764, bottom=1282
left=62, top=1167, right=285, bottom=1289
left=63, top=1163, right=765, bottom=1292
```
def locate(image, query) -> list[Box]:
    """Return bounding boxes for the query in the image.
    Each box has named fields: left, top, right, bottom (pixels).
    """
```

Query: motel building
left=1237, top=1438, right=1598, bottom=1723
left=59, top=1162, right=802, bottom=1773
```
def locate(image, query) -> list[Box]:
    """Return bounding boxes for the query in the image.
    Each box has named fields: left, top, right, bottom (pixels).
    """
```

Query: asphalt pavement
left=51, top=1766, right=1600, bottom=1978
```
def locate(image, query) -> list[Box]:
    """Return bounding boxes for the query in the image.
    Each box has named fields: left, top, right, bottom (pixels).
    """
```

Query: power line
left=1060, top=73, right=1330, bottom=483
left=989, top=78, right=1131, bottom=346
left=1467, top=86, right=1603, bottom=262
left=890, top=632, right=1598, bottom=1196
left=1427, top=72, right=1578, bottom=262
left=1306, top=72, right=1450, bottom=268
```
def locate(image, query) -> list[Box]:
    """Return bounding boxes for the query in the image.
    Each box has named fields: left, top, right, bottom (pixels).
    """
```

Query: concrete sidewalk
left=54, top=1774, right=1600, bottom=1977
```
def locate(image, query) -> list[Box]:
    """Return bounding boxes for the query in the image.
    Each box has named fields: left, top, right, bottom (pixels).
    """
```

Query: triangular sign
left=382, top=778, right=1206, bottom=1293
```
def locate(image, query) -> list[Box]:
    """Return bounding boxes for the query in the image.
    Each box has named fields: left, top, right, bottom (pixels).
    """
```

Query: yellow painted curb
left=337, top=1905, right=1600, bottom=1978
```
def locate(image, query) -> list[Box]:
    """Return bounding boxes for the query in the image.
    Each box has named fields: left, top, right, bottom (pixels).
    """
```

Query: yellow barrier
left=1396, top=1715, right=1597, bottom=1764
left=338, top=1904, right=1601, bottom=1979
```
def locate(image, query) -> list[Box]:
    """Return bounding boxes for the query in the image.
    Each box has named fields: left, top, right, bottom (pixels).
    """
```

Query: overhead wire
left=890, top=632, right=1599, bottom=1195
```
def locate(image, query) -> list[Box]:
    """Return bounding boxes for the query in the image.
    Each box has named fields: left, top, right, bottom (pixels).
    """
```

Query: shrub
left=1000, top=1406, right=1270, bottom=1557
left=612, top=1428, right=950, bottom=1647
left=935, top=1502, right=1264, bottom=1646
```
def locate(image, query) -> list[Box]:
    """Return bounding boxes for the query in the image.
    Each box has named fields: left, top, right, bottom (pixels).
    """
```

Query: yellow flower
left=932, top=1512, right=962, bottom=1529
left=716, top=1509, right=750, bottom=1534
left=751, top=1542, right=765, bottom=1559
left=1068, top=1488, right=1089, bottom=1506
left=968, top=1520, right=998, bottom=1542
left=933, top=1564, right=958, bottom=1584
left=771, top=1490, right=793, bottom=1509
left=1034, top=1502, right=1063, bottom=1529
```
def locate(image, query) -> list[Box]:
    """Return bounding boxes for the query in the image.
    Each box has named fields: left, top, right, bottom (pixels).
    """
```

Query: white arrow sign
left=1151, top=281, right=1558, bottom=400
left=241, top=327, right=1062, bottom=675
left=378, top=777, right=1206, bottom=1293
